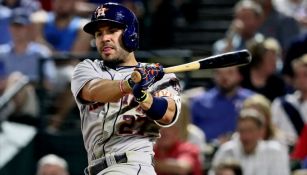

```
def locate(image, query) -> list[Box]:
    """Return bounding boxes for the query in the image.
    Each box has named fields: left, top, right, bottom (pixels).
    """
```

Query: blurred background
left=0, top=0, right=307, bottom=175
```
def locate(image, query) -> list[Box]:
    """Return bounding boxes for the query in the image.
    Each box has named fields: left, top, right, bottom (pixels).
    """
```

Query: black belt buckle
left=88, top=153, right=128, bottom=175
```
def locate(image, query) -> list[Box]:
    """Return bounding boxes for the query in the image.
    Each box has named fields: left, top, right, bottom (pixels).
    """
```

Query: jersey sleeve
left=152, top=73, right=181, bottom=128
left=71, top=59, right=104, bottom=104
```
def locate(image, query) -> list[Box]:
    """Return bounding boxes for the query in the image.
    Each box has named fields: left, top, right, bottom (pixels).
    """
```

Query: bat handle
left=131, top=71, right=142, bottom=83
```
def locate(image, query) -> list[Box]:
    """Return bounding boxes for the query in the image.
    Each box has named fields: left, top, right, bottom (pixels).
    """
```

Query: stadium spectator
left=154, top=122, right=202, bottom=175
left=271, top=54, right=307, bottom=146
left=240, top=37, right=288, bottom=101
left=31, top=0, right=91, bottom=53
left=190, top=66, right=254, bottom=144
left=0, top=0, right=41, bottom=12
left=282, top=33, right=307, bottom=83
left=36, top=154, right=69, bottom=175
left=212, top=108, right=290, bottom=175
left=252, top=0, right=300, bottom=50
left=0, top=8, right=56, bottom=126
left=213, top=0, right=264, bottom=54
left=242, top=94, right=287, bottom=146
left=273, top=0, right=307, bottom=33
left=0, top=8, right=55, bottom=83
left=176, top=95, right=207, bottom=167
left=0, top=0, right=41, bottom=44
left=31, top=0, right=92, bottom=132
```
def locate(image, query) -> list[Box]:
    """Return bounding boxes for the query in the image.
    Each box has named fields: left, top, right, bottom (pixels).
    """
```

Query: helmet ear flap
left=122, top=24, right=138, bottom=52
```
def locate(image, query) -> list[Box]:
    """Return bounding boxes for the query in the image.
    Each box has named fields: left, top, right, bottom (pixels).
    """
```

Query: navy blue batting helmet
left=83, top=2, right=139, bottom=52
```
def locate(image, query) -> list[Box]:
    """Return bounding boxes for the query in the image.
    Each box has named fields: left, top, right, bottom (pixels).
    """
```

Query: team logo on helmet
left=96, top=6, right=108, bottom=18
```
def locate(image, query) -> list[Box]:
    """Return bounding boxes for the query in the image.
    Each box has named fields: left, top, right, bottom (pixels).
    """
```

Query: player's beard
left=104, top=58, right=125, bottom=69
left=99, top=46, right=128, bottom=69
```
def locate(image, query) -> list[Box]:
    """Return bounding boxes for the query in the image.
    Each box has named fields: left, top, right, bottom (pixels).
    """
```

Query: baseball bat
left=131, top=49, right=251, bottom=83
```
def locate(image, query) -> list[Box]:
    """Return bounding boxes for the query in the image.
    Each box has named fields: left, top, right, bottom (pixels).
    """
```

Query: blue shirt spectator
left=43, top=12, right=82, bottom=52
left=0, top=8, right=55, bottom=125
left=32, top=0, right=91, bottom=54
left=0, top=42, right=55, bottom=83
left=0, top=0, right=41, bottom=44
left=191, top=87, right=254, bottom=142
left=0, top=0, right=41, bottom=12
left=0, top=8, right=55, bottom=84
left=190, top=66, right=254, bottom=143
left=0, top=5, right=12, bottom=44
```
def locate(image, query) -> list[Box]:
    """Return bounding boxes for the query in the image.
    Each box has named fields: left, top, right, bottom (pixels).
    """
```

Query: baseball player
left=70, top=2, right=181, bottom=175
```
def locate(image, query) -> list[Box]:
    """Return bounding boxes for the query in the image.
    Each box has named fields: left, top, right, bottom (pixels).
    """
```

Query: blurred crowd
left=0, top=0, right=307, bottom=175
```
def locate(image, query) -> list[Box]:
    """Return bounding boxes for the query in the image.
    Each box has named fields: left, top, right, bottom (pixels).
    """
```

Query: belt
left=84, top=152, right=153, bottom=175
left=86, top=153, right=128, bottom=175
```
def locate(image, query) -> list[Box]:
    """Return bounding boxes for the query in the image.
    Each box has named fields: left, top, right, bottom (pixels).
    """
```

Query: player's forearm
left=158, top=98, right=176, bottom=124
left=139, top=93, right=177, bottom=124
left=81, top=79, right=132, bottom=103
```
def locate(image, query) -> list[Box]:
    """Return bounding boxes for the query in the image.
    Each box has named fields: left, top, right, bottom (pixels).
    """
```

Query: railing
left=0, top=76, right=30, bottom=129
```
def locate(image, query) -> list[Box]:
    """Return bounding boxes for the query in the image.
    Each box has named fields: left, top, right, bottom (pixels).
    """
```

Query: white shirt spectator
left=271, top=91, right=307, bottom=145
left=211, top=139, right=290, bottom=175
left=273, top=0, right=307, bottom=18
left=273, top=0, right=307, bottom=33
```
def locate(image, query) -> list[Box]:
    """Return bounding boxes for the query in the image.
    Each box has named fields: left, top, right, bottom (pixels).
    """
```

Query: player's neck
left=121, top=52, right=138, bottom=67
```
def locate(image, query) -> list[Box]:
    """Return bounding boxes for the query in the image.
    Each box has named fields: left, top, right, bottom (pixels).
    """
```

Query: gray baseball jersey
left=71, top=59, right=181, bottom=164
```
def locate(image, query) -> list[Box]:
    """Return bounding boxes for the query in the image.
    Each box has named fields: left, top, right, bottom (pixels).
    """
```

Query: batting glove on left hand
left=134, top=63, right=164, bottom=89
left=132, top=63, right=164, bottom=102
left=144, top=63, right=164, bottom=82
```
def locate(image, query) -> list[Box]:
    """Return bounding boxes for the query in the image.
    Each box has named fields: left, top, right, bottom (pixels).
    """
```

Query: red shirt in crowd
left=154, top=141, right=202, bottom=175
left=291, top=124, right=307, bottom=160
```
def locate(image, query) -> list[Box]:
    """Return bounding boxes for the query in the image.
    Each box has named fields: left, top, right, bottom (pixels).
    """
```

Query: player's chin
left=103, top=58, right=124, bottom=67
left=101, top=52, right=115, bottom=60
left=104, top=53, right=120, bottom=60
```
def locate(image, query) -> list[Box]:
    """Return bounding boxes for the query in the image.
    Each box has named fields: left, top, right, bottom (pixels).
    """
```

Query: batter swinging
left=71, top=2, right=181, bottom=175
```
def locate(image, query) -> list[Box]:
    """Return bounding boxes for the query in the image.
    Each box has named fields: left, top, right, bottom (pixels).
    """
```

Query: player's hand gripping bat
left=131, top=49, right=252, bottom=83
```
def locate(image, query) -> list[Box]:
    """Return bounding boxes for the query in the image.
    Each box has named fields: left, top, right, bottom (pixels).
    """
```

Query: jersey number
left=117, top=114, right=147, bottom=135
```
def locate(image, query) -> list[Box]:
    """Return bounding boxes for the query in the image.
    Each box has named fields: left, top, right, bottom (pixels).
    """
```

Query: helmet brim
left=83, top=19, right=125, bottom=35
